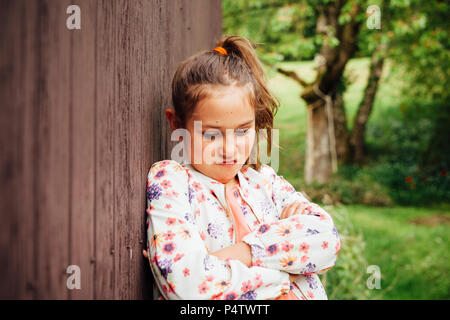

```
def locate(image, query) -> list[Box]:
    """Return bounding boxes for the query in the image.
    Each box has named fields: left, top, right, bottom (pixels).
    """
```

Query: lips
left=218, top=159, right=237, bottom=165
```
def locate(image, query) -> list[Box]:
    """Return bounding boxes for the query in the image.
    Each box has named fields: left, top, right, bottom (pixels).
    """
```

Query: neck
left=225, top=175, right=239, bottom=193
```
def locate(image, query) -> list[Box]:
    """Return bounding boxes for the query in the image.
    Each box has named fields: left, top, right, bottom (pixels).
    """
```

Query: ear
left=165, top=109, right=180, bottom=131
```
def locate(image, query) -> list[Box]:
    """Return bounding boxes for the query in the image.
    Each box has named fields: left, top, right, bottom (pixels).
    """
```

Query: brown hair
left=171, top=35, right=279, bottom=171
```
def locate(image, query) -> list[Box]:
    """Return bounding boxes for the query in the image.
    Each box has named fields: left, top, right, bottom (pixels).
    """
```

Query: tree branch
left=276, top=67, right=311, bottom=87
left=258, top=53, right=312, bottom=88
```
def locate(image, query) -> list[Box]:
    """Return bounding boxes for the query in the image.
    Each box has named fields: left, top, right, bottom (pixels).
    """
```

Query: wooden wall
left=0, top=0, right=222, bottom=299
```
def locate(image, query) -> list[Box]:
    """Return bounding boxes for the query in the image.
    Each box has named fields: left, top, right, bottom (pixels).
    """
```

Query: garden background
left=222, top=0, right=449, bottom=299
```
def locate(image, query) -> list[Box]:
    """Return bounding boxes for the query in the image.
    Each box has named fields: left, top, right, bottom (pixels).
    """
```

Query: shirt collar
left=181, top=163, right=252, bottom=206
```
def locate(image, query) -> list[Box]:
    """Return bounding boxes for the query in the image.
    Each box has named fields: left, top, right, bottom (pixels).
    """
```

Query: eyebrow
left=202, top=120, right=254, bottom=129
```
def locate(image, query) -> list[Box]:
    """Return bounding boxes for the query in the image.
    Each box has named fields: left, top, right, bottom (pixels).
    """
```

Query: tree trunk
left=276, top=1, right=362, bottom=184
left=350, top=50, right=385, bottom=164
left=304, top=91, right=349, bottom=184
left=301, top=1, right=361, bottom=184
left=333, top=91, right=350, bottom=162
left=305, top=99, right=332, bottom=183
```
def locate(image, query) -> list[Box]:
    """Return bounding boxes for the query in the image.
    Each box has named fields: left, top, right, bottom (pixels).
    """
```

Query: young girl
left=143, top=35, right=340, bottom=300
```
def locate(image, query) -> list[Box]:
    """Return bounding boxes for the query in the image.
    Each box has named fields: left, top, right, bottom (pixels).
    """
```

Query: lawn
left=267, top=58, right=450, bottom=299
left=332, top=204, right=450, bottom=300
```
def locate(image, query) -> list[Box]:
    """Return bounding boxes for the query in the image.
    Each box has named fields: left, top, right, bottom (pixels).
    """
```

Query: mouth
left=218, top=159, right=237, bottom=166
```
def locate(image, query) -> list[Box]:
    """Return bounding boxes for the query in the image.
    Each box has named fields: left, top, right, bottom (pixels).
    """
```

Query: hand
left=142, top=249, right=149, bottom=259
left=289, top=273, right=303, bottom=283
left=211, top=241, right=252, bottom=268
left=280, top=200, right=302, bottom=220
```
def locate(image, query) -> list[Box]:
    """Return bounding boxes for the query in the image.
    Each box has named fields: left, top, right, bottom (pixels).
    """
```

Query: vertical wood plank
left=95, top=0, right=116, bottom=299
left=34, top=0, right=71, bottom=299
left=126, top=0, right=145, bottom=300
left=150, top=0, right=171, bottom=163
left=156, top=0, right=183, bottom=163
left=114, top=0, right=132, bottom=299
left=141, top=0, right=165, bottom=298
left=19, top=0, right=40, bottom=299
left=70, top=0, right=96, bottom=299
left=0, top=0, right=29, bottom=299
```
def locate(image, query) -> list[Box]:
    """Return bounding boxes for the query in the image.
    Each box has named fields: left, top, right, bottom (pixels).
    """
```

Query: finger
left=142, top=249, right=149, bottom=258
left=281, top=201, right=301, bottom=219
left=286, top=202, right=300, bottom=218
left=289, top=273, right=303, bottom=283
left=280, top=202, right=296, bottom=219
left=292, top=273, right=303, bottom=280
left=289, top=201, right=303, bottom=217
left=281, top=203, right=295, bottom=219
left=281, top=201, right=299, bottom=218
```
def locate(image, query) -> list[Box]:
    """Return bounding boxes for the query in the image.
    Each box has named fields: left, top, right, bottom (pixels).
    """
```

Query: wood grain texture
left=95, top=0, right=116, bottom=300
left=0, top=0, right=222, bottom=299
left=70, top=0, right=96, bottom=299
left=34, top=0, right=72, bottom=299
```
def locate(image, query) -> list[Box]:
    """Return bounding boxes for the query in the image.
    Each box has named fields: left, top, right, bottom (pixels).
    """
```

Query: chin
left=215, top=167, right=241, bottom=183
left=214, top=172, right=235, bottom=183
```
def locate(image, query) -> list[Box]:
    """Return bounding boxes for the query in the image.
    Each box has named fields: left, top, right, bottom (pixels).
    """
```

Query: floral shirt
left=145, top=160, right=341, bottom=300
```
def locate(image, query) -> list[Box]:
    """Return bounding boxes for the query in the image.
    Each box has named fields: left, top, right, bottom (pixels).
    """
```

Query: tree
left=224, top=0, right=366, bottom=183
left=349, top=43, right=385, bottom=164
left=223, top=0, right=449, bottom=183
left=277, top=1, right=364, bottom=183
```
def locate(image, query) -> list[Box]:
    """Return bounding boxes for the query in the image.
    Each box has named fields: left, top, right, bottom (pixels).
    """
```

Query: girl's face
left=185, top=85, right=256, bottom=184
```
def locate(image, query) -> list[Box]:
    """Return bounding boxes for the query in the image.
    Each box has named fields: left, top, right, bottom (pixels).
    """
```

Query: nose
left=219, top=132, right=237, bottom=161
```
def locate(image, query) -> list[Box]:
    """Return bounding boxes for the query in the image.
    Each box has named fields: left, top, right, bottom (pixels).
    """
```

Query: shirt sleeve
left=241, top=165, right=341, bottom=275
left=146, top=160, right=290, bottom=300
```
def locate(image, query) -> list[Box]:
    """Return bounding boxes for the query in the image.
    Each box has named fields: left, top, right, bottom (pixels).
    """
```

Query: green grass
left=336, top=205, right=450, bottom=299
left=267, top=58, right=450, bottom=299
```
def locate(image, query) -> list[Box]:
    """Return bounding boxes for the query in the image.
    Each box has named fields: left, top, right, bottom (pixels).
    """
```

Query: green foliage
left=385, top=0, right=450, bottom=102
left=223, top=0, right=321, bottom=60
left=301, top=171, right=394, bottom=206
left=318, top=199, right=450, bottom=300
left=319, top=205, right=374, bottom=299
left=364, top=101, right=450, bottom=205
left=343, top=205, right=450, bottom=299
left=223, top=0, right=449, bottom=95
left=269, top=57, right=448, bottom=207
left=222, top=0, right=450, bottom=301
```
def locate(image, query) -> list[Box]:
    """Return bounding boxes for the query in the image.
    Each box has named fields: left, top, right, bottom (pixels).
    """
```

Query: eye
left=203, top=131, right=221, bottom=139
left=234, top=128, right=249, bottom=136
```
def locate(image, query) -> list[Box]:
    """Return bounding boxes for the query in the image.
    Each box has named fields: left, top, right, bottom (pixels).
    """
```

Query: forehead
left=191, top=85, right=255, bottom=127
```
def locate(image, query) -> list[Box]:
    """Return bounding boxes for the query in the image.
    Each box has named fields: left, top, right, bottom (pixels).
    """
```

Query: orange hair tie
left=213, top=46, right=228, bottom=55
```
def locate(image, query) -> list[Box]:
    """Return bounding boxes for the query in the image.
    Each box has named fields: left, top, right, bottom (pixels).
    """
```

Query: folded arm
left=240, top=165, right=341, bottom=275
left=210, top=240, right=303, bottom=283
left=145, top=161, right=291, bottom=300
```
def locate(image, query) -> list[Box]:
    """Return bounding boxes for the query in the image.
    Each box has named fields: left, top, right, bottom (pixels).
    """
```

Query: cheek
left=237, top=131, right=256, bottom=154
left=191, top=133, right=201, bottom=150
left=193, top=134, right=221, bottom=162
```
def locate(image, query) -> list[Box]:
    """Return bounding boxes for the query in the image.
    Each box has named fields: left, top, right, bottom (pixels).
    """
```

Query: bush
left=320, top=205, right=395, bottom=299
left=299, top=169, right=394, bottom=207
left=364, top=101, right=450, bottom=205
